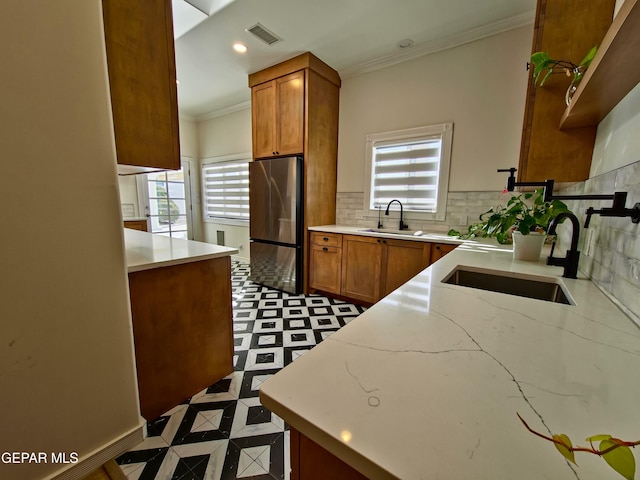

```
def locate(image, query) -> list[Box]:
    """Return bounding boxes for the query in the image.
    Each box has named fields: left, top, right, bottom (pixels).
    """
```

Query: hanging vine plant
left=530, top=46, right=598, bottom=105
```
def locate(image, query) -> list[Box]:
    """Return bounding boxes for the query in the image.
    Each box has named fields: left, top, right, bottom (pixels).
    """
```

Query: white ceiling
left=173, top=0, right=536, bottom=118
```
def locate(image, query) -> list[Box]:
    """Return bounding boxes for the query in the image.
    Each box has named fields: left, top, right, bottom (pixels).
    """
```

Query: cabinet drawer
left=310, top=232, right=342, bottom=248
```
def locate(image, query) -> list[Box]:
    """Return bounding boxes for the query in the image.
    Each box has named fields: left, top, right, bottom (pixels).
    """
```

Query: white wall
left=337, top=25, right=532, bottom=193
left=590, top=82, right=640, bottom=176
left=1, top=2, right=142, bottom=479
left=198, top=108, right=252, bottom=259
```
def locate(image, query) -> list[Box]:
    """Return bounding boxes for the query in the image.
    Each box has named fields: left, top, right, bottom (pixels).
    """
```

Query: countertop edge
left=124, top=229, right=238, bottom=273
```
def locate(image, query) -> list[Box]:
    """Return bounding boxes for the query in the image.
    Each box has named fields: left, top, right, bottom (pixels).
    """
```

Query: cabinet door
left=430, top=243, right=457, bottom=263
left=381, top=239, right=430, bottom=296
left=341, top=235, right=382, bottom=303
left=102, top=0, right=180, bottom=170
left=276, top=71, right=305, bottom=156
left=309, top=245, right=342, bottom=294
left=252, top=80, right=277, bottom=159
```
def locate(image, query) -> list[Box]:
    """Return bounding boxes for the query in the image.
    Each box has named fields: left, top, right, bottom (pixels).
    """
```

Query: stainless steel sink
left=358, top=228, right=423, bottom=236
left=442, top=266, right=573, bottom=305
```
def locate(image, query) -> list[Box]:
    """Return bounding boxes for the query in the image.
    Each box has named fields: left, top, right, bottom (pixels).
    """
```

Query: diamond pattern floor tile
left=117, top=259, right=366, bottom=480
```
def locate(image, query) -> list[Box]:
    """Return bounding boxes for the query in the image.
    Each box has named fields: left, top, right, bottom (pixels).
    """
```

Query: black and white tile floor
left=116, top=260, right=366, bottom=480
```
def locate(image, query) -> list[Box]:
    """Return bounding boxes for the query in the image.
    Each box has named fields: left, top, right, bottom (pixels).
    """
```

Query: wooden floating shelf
left=560, top=0, right=640, bottom=129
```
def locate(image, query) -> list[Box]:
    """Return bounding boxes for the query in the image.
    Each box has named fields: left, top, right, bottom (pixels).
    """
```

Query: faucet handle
left=584, top=207, right=597, bottom=228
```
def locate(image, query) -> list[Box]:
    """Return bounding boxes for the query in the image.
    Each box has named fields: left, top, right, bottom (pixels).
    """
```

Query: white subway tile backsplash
left=337, top=161, right=640, bottom=321
left=555, top=159, right=640, bottom=321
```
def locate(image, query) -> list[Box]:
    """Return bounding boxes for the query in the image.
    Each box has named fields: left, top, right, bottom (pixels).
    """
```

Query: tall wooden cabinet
left=249, top=53, right=341, bottom=292
left=102, top=0, right=180, bottom=173
left=518, top=0, right=615, bottom=183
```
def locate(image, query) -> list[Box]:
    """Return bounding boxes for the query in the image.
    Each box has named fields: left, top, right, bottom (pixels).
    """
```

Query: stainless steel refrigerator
left=249, top=156, right=303, bottom=294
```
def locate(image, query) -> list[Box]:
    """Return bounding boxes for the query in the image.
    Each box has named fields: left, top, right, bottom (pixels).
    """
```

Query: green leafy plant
left=448, top=189, right=571, bottom=244
left=518, top=414, right=639, bottom=479
left=531, top=46, right=598, bottom=86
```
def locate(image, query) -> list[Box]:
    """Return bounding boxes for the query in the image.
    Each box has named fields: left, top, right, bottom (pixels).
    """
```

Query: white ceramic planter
left=512, top=231, right=546, bottom=261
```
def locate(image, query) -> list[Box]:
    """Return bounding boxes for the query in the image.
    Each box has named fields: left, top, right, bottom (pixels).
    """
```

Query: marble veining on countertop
left=124, top=228, right=238, bottom=272
left=260, top=234, right=640, bottom=479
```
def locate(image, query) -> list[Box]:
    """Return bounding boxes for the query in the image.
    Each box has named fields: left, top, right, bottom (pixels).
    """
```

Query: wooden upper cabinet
left=251, top=81, right=277, bottom=159
left=518, top=0, right=615, bottom=183
left=251, top=71, right=305, bottom=159
left=102, top=0, right=180, bottom=171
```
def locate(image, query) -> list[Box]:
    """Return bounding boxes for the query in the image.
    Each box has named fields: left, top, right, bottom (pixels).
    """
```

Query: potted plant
left=448, top=189, right=572, bottom=261
left=530, top=46, right=598, bottom=105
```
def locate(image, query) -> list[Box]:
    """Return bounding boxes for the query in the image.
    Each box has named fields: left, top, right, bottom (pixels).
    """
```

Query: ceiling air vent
left=247, top=23, right=281, bottom=45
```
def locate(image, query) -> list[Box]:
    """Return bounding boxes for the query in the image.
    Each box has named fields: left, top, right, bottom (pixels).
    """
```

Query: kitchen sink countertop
left=309, top=224, right=463, bottom=244
left=124, top=228, right=238, bottom=272
left=261, top=227, right=640, bottom=479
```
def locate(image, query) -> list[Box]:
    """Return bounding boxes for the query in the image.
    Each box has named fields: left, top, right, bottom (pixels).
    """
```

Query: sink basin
left=358, top=228, right=422, bottom=236
left=442, top=266, right=573, bottom=305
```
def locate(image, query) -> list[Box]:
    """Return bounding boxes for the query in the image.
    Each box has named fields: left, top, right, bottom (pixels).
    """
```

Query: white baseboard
left=44, top=419, right=146, bottom=480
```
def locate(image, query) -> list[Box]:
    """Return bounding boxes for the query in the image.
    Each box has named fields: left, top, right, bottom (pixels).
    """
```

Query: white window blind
left=365, top=123, right=453, bottom=220
left=370, top=135, right=442, bottom=212
left=202, top=159, right=250, bottom=221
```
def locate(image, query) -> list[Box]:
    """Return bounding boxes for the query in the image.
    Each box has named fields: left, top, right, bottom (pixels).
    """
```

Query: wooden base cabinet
left=128, top=257, right=233, bottom=420
left=290, top=428, right=368, bottom=480
left=309, top=232, right=447, bottom=304
left=431, top=243, right=457, bottom=263
left=308, top=233, right=342, bottom=294
left=341, top=235, right=383, bottom=304
left=381, top=238, right=431, bottom=296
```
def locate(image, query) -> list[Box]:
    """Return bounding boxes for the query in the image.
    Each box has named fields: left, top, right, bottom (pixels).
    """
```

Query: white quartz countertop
left=261, top=229, right=640, bottom=479
left=124, top=228, right=238, bottom=273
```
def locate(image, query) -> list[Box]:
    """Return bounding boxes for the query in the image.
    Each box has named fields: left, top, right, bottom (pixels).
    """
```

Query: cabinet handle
left=323, top=237, right=329, bottom=241
left=377, top=239, right=380, bottom=243
left=435, top=245, right=441, bottom=250
left=323, top=247, right=328, bottom=251
left=382, top=240, right=387, bottom=244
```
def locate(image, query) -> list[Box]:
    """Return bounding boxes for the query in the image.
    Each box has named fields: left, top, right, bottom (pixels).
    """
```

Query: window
left=365, top=124, right=453, bottom=221
left=142, top=165, right=191, bottom=239
left=201, top=154, right=250, bottom=224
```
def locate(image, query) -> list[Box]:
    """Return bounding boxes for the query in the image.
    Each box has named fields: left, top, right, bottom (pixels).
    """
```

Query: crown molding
left=196, top=100, right=251, bottom=121
left=339, top=10, right=535, bottom=79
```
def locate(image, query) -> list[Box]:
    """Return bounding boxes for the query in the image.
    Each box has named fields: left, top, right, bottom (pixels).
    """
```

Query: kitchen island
left=261, top=227, right=640, bottom=479
left=124, top=229, right=238, bottom=420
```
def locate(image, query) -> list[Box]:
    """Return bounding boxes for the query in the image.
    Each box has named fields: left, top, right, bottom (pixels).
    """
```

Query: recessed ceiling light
left=397, top=39, right=414, bottom=49
left=233, top=42, right=248, bottom=53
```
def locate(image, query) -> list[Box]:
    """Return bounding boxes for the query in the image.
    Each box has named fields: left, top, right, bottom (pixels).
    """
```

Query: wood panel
left=309, top=245, right=342, bottom=294
left=560, top=0, right=640, bottom=128
left=290, top=428, right=368, bottom=480
left=251, top=81, right=277, bottom=159
left=518, top=0, right=615, bottom=183
left=310, top=231, right=342, bottom=248
left=381, top=238, right=430, bottom=296
left=341, top=235, right=382, bottom=303
left=124, top=220, right=148, bottom=232
left=102, top=0, right=180, bottom=170
left=248, top=52, right=341, bottom=88
left=430, top=243, right=457, bottom=263
left=276, top=71, right=305, bottom=156
left=128, top=257, right=233, bottom=420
